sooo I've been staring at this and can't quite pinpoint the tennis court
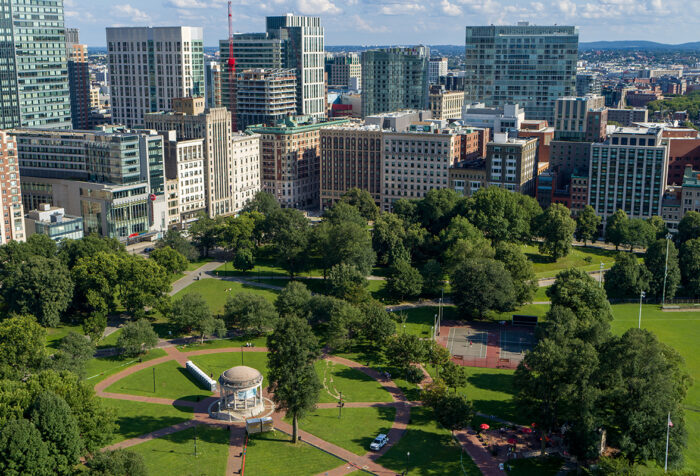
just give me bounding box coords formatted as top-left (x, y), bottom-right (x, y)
top-left (447, 327), bottom-right (488, 359)
top-left (499, 328), bottom-right (536, 363)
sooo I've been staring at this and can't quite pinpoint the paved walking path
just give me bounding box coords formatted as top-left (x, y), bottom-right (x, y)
top-left (226, 425), bottom-right (247, 476)
top-left (170, 260), bottom-right (225, 295)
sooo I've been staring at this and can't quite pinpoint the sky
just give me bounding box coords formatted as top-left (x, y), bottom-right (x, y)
top-left (66, 0), bottom-right (700, 47)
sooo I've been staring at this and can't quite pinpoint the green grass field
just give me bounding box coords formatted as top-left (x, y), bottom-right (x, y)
top-left (172, 279), bottom-right (279, 314)
top-left (315, 359), bottom-right (393, 403)
top-left (522, 243), bottom-right (619, 279)
top-left (84, 349), bottom-right (167, 385)
top-left (610, 303), bottom-right (700, 472)
top-left (100, 398), bottom-right (193, 444)
top-left (178, 335), bottom-right (269, 351)
top-left (130, 425), bottom-right (229, 476)
top-left (378, 406), bottom-right (480, 475)
top-left (293, 407), bottom-right (396, 456)
top-left (190, 351), bottom-right (269, 385)
top-left (216, 256), bottom-right (325, 279)
top-left (45, 324), bottom-right (83, 349)
top-left (186, 257), bottom-right (213, 272)
top-left (244, 430), bottom-right (341, 476)
top-left (533, 286), bottom-right (550, 302)
top-left (104, 359), bottom-right (212, 402)
top-left (97, 328), bottom-right (122, 349)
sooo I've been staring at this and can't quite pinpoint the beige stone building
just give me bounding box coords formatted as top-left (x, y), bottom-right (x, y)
top-left (164, 136), bottom-right (206, 227)
top-left (232, 133), bottom-right (262, 211)
top-left (486, 134), bottom-right (538, 195)
top-left (449, 159), bottom-right (486, 197)
top-left (319, 123), bottom-right (382, 210)
top-left (0, 132), bottom-right (25, 244)
top-left (429, 86), bottom-right (464, 121)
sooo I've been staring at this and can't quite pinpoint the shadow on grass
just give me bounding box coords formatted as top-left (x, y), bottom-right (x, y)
top-left (467, 372), bottom-right (517, 395)
top-left (334, 366), bottom-right (378, 383)
top-left (176, 366), bottom-right (215, 394)
top-left (113, 412), bottom-right (193, 441)
top-left (160, 425), bottom-right (226, 445)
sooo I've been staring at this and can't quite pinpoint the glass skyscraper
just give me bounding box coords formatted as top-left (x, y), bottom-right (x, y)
top-left (464, 23), bottom-right (578, 124)
top-left (0, 0), bottom-right (71, 129)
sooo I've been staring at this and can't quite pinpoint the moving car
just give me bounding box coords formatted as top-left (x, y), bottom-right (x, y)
top-left (369, 433), bottom-right (389, 451)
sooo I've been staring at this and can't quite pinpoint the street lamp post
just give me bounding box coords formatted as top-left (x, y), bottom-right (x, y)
top-left (662, 233), bottom-right (673, 307)
top-left (599, 262), bottom-right (604, 287)
top-left (638, 291), bottom-right (646, 328)
top-left (406, 451), bottom-right (410, 475)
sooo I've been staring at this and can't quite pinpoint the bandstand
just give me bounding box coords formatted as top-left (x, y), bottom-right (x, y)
top-left (213, 365), bottom-right (265, 421)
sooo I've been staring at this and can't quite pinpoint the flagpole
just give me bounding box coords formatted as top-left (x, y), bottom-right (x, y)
top-left (665, 412), bottom-right (671, 473)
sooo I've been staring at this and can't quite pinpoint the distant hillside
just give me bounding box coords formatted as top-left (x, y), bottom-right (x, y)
top-left (580, 41), bottom-right (700, 51)
top-left (326, 45), bottom-right (463, 56)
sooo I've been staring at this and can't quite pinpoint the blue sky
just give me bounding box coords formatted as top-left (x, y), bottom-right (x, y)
top-left (66, 0), bottom-right (698, 47)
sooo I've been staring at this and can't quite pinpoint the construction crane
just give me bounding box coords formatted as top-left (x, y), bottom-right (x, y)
top-left (227, 1), bottom-right (237, 130)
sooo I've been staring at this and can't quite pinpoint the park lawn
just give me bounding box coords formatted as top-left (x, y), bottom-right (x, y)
top-left (488, 303), bottom-right (550, 322)
top-left (45, 324), bottom-right (84, 349)
top-left (130, 425), bottom-right (229, 476)
top-left (244, 430), bottom-right (341, 476)
top-left (505, 455), bottom-right (564, 476)
top-left (100, 398), bottom-right (194, 444)
top-left (178, 335), bottom-right (269, 351)
top-left (173, 278), bottom-right (279, 314)
top-left (378, 406), bottom-right (481, 475)
top-left (315, 359), bottom-right (393, 403)
top-left (186, 257), bottom-right (213, 271)
top-left (610, 303), bottom-right (700, 472)
top-left (84, 349), bottom-right (167, 385)
top-left (190, 351), bottom-right (269, 385)
top-left (292, 407), bottom-right (396, 456)
top-left (104, 359), bottom-right (212, 402)
top-left (97, 328), bottom-right (122, 349)
top-left (522, 243), bottom-right (618, 279)
top-left (367, 279), bottom-right (391, 303)
top-left (533, 285), bottom-right (550, 302)
top-left (395, 305), bottom-right (458, 338)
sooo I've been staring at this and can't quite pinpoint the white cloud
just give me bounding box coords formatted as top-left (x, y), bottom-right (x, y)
top-left (166, 0), bottom-right (209, 8)
top-left (351, 15), bottom-right (389, 33)
top-left (111, 4), bottom-right (151, 23)
top-left (379, 3), bottom-right (425, 15)
top-left (440, 0), bottom-right (463, 16)
top-left (531, 1), bottom-right (545, 11)
top-left (296, 0), bottom-right (341, 14)
top-left (556, 0), bottom-right (577, 16)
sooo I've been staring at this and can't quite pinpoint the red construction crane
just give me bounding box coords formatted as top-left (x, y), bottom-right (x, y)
top-left (227, 1), bottom-right (237, 130)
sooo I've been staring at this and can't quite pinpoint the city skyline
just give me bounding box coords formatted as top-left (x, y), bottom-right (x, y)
top-left (66, 0), bottom-right (699, 47)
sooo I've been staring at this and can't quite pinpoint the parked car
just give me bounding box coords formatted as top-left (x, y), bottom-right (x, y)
top-left (369, 433), bottom-right (389, 451)
top-left (144, 247), bottom-right (155, 253)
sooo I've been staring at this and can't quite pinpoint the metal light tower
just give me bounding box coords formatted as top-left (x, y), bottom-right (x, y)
top-left (227, 1), bottom-right (237, 130)
top-left (638, 290), bottom-right (646, 328)
top-left (662, 233), bottom-right (672, 307)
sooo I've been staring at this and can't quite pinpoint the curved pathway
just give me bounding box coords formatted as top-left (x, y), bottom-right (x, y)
top-left (95, 344), bottom-right (415, 476)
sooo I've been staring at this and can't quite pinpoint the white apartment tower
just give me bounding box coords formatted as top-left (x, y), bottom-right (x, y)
top-left (232, 133), bottom-right (262, 211)
top-left (106, 27), bottom-right (205, 127)
top-left (0, 132), bottom-right (25, 244)
top-left (429, 57), bottom-right (448, 84)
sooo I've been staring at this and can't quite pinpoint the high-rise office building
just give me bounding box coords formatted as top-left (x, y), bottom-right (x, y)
top-left (552, 95), bottom-right (607, 142)
top-left (0, 131), bottom-right (25, 244)
top-left (205, 61), bottom-right (222, 109)
top-left (0, 0), bottom-right (71, 129)
top-left (236, 69), bottom-right (297, 130)
top-left (428, 57), bottom-right (448, 84)
top-left (589, 127), bottom-right (669, 224)
top-left (464, 23), bottom-right (578, 124)
top-left (326, 53), bottom-right (361, 89)
top-left (106, 27), bottom-right (205, 127)
top-left (361, 46), bottom-right (429, 118)
top-left (429, 85), bottom-right (464, 121)
top-left (65, 28), bottom-right (91, 129)
top-left (220, 14), bottom-right (325, 125)
top-left (576, 73), bottom-right (602, 96)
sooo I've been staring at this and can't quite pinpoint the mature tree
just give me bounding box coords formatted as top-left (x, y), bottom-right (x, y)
top-left (218, 213), bottom-right (256, 253)
top-left (433, 393), bottom-right (473, 435)
top-left (224, 293), bottom-right (278, 335)
top-left (441, 216), bottom-right (494, 271)
top-left (275, 281), bottom-right (312, 319)
top-left (515, 337), bottom-right (600, 458)
top-left (441, 361), bottom-right (467, 392)
top-left (384, 334), bottom-right (427, 374)
top-left (392, 198), bottom-right (418, 224)
top-left (156, 229), bottom-right (198, 262)
top-left (71, 251), bottom-right (123, 316)
top-left (420, 259), bottom-right (444, 297)
top-left (86, 449), bottom-right (147, 476)
top-left (645, 238), bottom-right (681, 300)
top-left (267, 316), bottom-right (321, 443)
top-left (243, 190), bottom-right (280, 216)
top-left (625, 218), bottom-right (655, 251)
top-left (29, 392), bottom-right (83, 475)
top-left (415, 188), bottom-right (462, 234)
top-left (647, 216), bottom-right (669, 241)
top-left (421, 378), bottom-right (449, 408)
top-left (451, 258), bottom-right (516, 318)
top-left (82, 313), bottom-right (107, 344)
top-left (536, 203), bottom-right (576, 260)
top-left (324, 301), bottom-right (362, 351)
top-left (233, 248), bottom-right (255, 272)
top-left (59, 234), bottom-right (124, 268)
top-left (339, 188), bottom-right (379, 222)
top-left (359, 301), bottom-right (395, 347)
top-left (116, 319), bottom-right (158, 357)
top-left (52, 332), bottom-right (95, 378)
top-left (269, 208), bottom-right (311, 277)
top-left (599, 329), bottom-right (690, 466)
top-left (0, 314), bottom-right (47, 373)
top-left (604, 253), bottom-right (651, 300)
top-left (425, 341), bottom-right (451, 378)
top-left (187, 213), bottom-right (221, 257)
top-left (22, 234), bottom-right (57, 259)
top-left (468, 186), bottom-right (541, 242)
top-left (149, 246), bottom-right (188, 275)
top-left (386, 259), bottom-right (423, 301)
top-left (545, 269), bottom-right (613, 345)
top-left (119, 255), bottom-right (170, 317)
top-left (678, 210), bottom-right (700, 244)
top-left (680, 238), bottom-right (700, 297)
top-left (575, 205), bottom-right (601, 246)
top-left (169, 293), bottom-right (224, 343)
top-left (1, 256), bottom-right (73, 327)
top-left (372, 212), bottom-right (406, 266)
top-left (315, 218), bottom-right (375, 277)
top-left (0, 418), bottom-right (52, 476)
top-left (327, 263), bottom-right (368, 302)
top-left (605, 209), bottom-right (630, 250)
top-left (495, 242), bottom-right (537, 305)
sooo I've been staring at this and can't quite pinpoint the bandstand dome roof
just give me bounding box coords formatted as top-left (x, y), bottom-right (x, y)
top-left (219, 365), bottom-right (263, 388)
